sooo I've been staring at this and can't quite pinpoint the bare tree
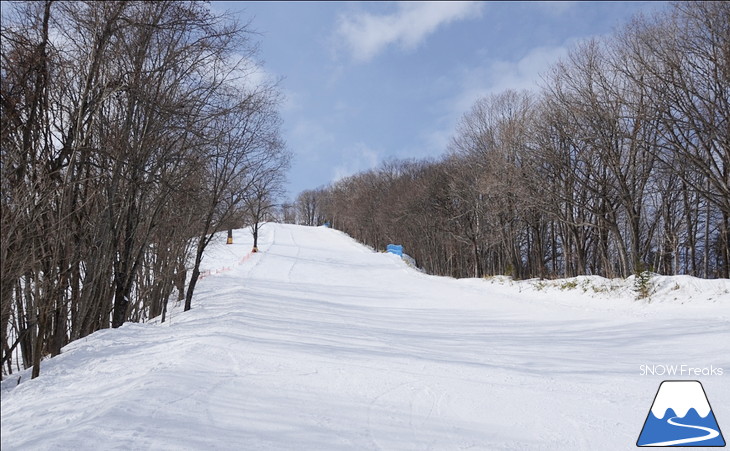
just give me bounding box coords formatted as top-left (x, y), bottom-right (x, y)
top-left (243, 151), bottom-right (290, 251)
top-left (296, 188), bottom-right (328, 226)
top-left (1, 0), bottom-right (286, 378)
top-left (625, 2), bottom-right (729, 276)
top-left (183, 83), bottom-right (285, 312)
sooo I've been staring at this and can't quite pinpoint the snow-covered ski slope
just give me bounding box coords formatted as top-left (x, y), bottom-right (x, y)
top-left (2, 223), bottom-right (729, 450)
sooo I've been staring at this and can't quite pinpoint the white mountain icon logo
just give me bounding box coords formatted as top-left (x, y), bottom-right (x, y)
top-left (637, 380), bottom-right (725, 447)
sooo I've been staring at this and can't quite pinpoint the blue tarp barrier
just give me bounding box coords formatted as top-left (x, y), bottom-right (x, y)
top-left (386, 244), bottom-right (403, 257)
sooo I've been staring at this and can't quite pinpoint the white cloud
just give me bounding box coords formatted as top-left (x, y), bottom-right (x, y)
top-left (335, 1), bottom-right (484, 63)
top-left (451, 41), bottom-right (573, 115)
top-left (332, 142), bottom-right (381, 181)
top-left (208, 53), bottom-right (279, 95)
top-left (289, 119), bottom-right (336, 162)
top-left (534, 1), bottom-right (575, 18)
top-left (280, 89), bottom-right (303, 113)
top-left (417, 41), bottom-right (572, 155)
top-left (242, 61), bottom-right (275, 90)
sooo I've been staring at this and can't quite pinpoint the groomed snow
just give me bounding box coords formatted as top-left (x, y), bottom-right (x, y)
top-left (2, 223), bottom-right (729, 450)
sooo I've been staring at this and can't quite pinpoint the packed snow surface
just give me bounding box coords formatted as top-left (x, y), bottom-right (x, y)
top-left (2, 224), bottom-right (729, 450)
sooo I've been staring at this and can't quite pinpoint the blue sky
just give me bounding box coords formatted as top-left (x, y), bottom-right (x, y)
top-left (211, 1), bottom-right (669, 199)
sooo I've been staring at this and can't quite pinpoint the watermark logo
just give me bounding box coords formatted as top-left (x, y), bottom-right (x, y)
top-left (637, 380), bottom-right (725, 447)
top-left (640, 364), bottom-right (723, 377)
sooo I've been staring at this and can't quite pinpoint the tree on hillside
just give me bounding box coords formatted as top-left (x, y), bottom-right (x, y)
top-left (278, 202), bottom-right (297, 224)
top-left (183, 83), bottom-right (287, 312)
top-left (296, 188), bottom-right (327, 226)
top-left (449, 90), bottom-right (536, 278)
top-left (243, 148), bottom-right (290, 251)
top-left (620, 1), bottom-right (729, 277)
top-left (0, 0), bottom-right (287, 379)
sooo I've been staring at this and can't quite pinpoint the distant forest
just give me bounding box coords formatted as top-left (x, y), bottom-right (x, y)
top-left (290, 2), bottom-right (729, 281)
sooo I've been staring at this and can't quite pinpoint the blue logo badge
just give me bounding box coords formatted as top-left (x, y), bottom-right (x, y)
top-left (637, 380), bottom-right (725, 447)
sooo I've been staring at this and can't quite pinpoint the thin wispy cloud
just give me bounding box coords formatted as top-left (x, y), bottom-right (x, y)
top-left (452, 42), bottom-right (573, 116)
top-left (289, 119), bottom-right (336, 161)
top-left (333, 142), bottom-right (381, 181)
top-left (217, 53), bottom-right (278, 94)
top-left (418, 41), bottom-right (573, 160)
top-left (335, 1), bottom-right (484, 63)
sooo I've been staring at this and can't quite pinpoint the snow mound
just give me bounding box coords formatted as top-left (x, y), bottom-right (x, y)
top-left (480, 274), bottom-right (729, 306)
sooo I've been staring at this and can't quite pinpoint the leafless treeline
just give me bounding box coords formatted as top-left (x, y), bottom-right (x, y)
top-left (1, 1), bottom-right (289, 378)
top-left (295, 2), bottom-right (728, 282)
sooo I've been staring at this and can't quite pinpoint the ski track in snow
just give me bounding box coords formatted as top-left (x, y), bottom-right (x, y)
top-left (2, 223), bottom-right (729, 450)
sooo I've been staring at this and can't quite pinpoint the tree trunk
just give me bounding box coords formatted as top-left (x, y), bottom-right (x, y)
top-left (721, 212), bottom-right (730, 279)
top-left (184, 238), bottom-right (206, 312)
top-left (111, 275), bottom-right (129, 329)
top-left (31, 308), bottom-right (46, 380)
